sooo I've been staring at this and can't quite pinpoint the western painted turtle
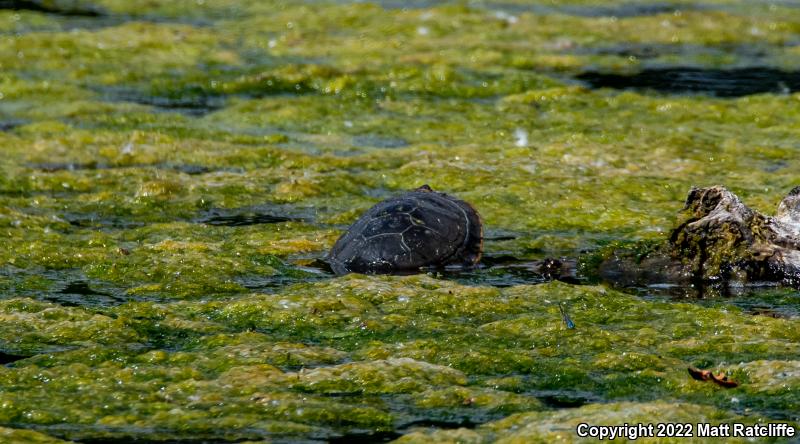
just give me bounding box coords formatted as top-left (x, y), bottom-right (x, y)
top-left (328, 185), bottom-right (483, 274)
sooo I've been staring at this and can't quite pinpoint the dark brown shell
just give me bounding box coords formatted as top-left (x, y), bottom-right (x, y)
top-left (328, 185), bottom-right (482, 274)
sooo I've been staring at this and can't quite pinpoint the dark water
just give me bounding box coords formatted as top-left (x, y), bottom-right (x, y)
top-left (432, 256), bottom-right (581, 287)
top-left (0, 0), bottom-right (104, 16)
top-left (572, 42), bottom-right (778, 62)
top-left (75, 439), bottom-right (256, 444)
top-left (197, 204), bottom-right (314, 226)
top-left (45, 280), bottom-right (127, 307)
top-left (578, 67), bottom-right (800, 97)
top-left (27, 162), bottom-right (241, 176)
top-left (635, 283), bottom-right (800, 319)
top-left (333, 0), bottom-right (698, 18)
top-left (0, 351), bottom-right (30, 365)
top-left (0, 119), bottom-right (27, 131)
top-left (198, 212), bottom-right (295, 227)
top-left (98, 87), bottom-right (227, 117)
top-left (518, 1), bottom-right (700, 18)
top-left (351, 135), bottom-right (410, 149)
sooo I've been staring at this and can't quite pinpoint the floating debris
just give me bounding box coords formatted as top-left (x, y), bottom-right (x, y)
top-left (513, 128), bottom-right (528, 147)
top-left (559, 302), bottom-right (576, 329)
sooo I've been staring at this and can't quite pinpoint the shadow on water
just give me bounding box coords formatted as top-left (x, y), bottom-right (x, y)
top-left (577, 67), bottom-right (800, 97)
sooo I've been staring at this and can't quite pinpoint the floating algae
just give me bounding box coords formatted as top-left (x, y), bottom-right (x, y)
top-left (0, 0), bottom-right (799, 441)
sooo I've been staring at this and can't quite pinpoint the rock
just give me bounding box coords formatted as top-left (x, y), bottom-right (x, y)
top-left (671, 185), bottom-right (800, 282)
top-left (600, 186), bottom-right (800, 287)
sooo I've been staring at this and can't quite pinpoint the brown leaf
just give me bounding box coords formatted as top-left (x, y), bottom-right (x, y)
top-left (688, 366), bottom-right (738, 388)
top-left (710, 372), bottom-right (739, 388)
top-left (687, 366), bottom-right (711, 381)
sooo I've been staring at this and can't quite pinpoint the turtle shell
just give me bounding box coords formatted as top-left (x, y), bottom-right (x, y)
top-left (328, 185), bottom-right (483, 274)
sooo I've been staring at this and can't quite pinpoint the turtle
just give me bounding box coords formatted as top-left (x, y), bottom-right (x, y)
top-left (328, 185), bottom-right (483, 274)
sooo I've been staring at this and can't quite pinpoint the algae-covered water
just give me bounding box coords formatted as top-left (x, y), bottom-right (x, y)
top-left (1, 0), bottom-right (800, 442)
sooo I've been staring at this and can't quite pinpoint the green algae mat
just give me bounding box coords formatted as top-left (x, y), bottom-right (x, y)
top-left (1, 0), bottom-right (800, 442)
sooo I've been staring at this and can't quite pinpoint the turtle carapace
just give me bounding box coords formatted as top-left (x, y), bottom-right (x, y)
top-left (328, 185), bottom-right (483, 275)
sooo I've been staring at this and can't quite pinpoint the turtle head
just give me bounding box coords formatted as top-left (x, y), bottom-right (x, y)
top-left (416, 184), bottom-right (433, 192)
